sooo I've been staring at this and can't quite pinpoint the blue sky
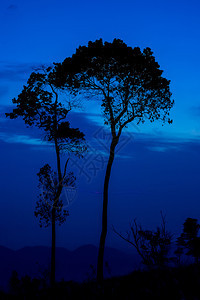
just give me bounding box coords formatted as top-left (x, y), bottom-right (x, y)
top-left (0, 0), bottom-right (200, 252)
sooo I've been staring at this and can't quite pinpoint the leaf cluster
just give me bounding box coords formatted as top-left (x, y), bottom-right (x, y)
top-left (175, 218), bottom-right (200, 262)
top-left (5, 66), bottom-right (86, 155)
top-left (35, 164), bottom-right (76, 228)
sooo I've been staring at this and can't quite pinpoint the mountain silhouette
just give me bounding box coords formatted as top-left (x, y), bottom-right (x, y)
top-left (0, 245), bottom-right (139, 291)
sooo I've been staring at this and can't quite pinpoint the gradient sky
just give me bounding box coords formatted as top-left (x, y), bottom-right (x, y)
top-left (0, 0), bottom-right (200, 253)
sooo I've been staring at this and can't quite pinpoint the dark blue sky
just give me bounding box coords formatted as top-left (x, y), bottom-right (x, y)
top-left (0, 0), bottom-right (200, 253)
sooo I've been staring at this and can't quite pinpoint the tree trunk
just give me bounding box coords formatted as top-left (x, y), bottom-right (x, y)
top-left (50, 134), bottom-right (62, 287)
top-left (51, 208), bottom-right (56, 286)
top-left (97, 138), bottom-right (118, 284)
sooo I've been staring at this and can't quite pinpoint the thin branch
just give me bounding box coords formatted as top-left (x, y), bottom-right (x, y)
top-left (112, 223), bottom-right (147, 264)
top-left (114, 85), bottom-right (142, 125)
top-left (63, 158), bottom-right (70, 180)
top-left (115, 99), bottom-right (129, 124)
top-left (112, 226), bottom-right (136, 248)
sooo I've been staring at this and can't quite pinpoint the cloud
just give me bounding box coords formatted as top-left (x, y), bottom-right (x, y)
top-left (147, 146), bottom-right (168, 152)
top-left (0, 110), bottom-right (47, 147)
top-left (68, 112), bottom-right (200, 160)
top-left (2, 108), bottom-right (200, 157)
top-left (0, 62), bottom-right (40, 82)
top-left (0, 132), bottom-right (49, 146)
top-left (146, 144), bottom-right (182, 152)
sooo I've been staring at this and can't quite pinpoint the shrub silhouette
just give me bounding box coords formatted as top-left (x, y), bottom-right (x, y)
top-left (114, 213), bottom-right (173, 268)
top-left (175, 218), bottom-right (200, 264)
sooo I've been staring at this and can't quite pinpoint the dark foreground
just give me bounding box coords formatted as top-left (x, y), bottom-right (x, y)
top-left (1, 264), bottom-right (200, 299)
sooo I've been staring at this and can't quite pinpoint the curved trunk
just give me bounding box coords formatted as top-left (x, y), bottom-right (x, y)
top-left (97, 137), bottom-right (118, 283)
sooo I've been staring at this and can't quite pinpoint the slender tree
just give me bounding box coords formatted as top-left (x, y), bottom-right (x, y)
top-left (55, 39), bottom-right (174, 282)
top-left (5, 66), bottom-right (86, 286)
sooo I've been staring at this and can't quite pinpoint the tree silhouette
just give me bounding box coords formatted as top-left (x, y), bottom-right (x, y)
top-left (5, 66), bottom-right (86, 286)
top-left (55, 39), bottom-right (174, 282)
top-left (114, 213), bottom-right (172, 268)
top-left (35, 163), bottom-right (76, 228)
top-left (175, 218), bottom-right (200, 264)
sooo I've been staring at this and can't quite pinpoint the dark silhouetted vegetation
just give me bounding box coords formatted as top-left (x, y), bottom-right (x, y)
top-left (55, 38), bottom-right (174, 282)
top-left (114, 212), bottom-right (173, 268)
top-left (5, 66), bottom-right (86, 286)
top-left (35, 163), bottom-right (76, 227)
top-left (2, 264), bottom-right (200, 299)
top-left (175, 218), bottom-right (200, 265)
top-left (0, 217), bottom-right (200, 299)
top-left (6, 38), bottom-right (200, 300)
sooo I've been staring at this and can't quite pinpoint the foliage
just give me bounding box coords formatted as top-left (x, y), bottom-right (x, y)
top-left (5, 65), bottom-right (86, 228)
top-left (175, 218), bottom-right (200, 263)
top-left (5, 66), bottom-right (86, 155)
top-left (55, 38), bottom-right (174, 132)
top-left (35, 164), bottom-right (76, 227)
top-left (9, 271), bottom-right (46, 298)
top-left (7, 265), bottom-right (200, 300)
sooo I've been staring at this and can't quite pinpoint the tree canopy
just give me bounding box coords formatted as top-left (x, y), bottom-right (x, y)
top-left (6, 66), bottom-right (86, 155)
top-left (55, 39), bottom-right (174, 133)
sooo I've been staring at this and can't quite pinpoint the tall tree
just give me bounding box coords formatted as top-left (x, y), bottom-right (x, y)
top-left (5, 66), bottom-right (86, 286)
top-left (55, 39), bottom-right (174, 282)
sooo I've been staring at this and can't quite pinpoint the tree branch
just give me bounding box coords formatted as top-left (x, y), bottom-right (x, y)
top-left (113, 224), bottom-right (148, 264)
top-left (63, 158), bottom-right (70, 180)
